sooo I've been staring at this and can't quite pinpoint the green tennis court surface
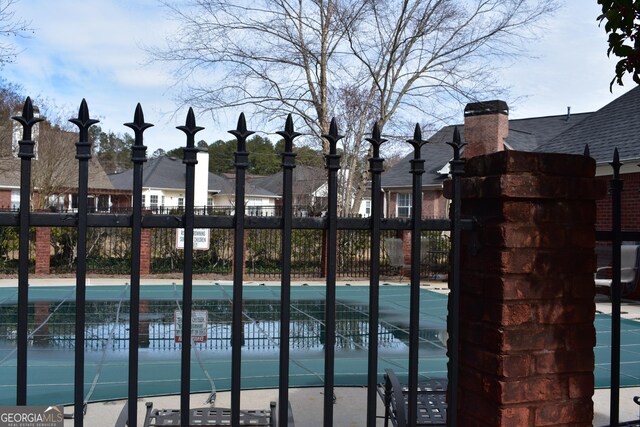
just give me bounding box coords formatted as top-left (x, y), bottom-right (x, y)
top-left (0, 283), bottom-right (638, 406)
top-left (0, 284), bottom-right (449, 406)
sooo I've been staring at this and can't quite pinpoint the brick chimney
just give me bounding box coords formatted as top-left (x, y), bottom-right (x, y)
top-left (463, 100), bottom-right (509, 158)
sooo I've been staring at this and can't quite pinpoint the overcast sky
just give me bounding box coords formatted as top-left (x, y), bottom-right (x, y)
top-left (2, 0), bottom-right (635, 154)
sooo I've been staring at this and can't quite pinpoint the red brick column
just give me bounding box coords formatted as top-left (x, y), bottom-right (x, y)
top-left (35, 227), bottom-right (51, 274)
top-left (140, 228), bottom-right (152, 276)
top-left (455, 151), bottom-right (605, 426)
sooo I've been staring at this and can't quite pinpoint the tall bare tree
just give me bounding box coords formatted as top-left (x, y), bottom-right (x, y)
top-left (154, 0), bottom-right (557, 215)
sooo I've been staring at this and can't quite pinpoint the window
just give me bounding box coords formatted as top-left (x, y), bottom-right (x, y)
top-left (10, 190), bottom-right (20, 210)
top-left (141, 195), bottom-right (146, 208)
top-left (97, 195), bottom-right (109, 212)
top-left (150, 195), bottom-right (159, 211)
top-left (247, 206), bottom-right (263, 216)
top-left (364, 200), bottom-right (371, 217)
top-left (397, 193), bottom-right (411, 218)
top-left (178, 197), bottom-right (184, 208)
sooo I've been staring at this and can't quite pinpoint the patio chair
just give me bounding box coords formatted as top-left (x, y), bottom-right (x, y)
top-left (377, 368), bottom-right (447, 426)
top-left (595, 244), bottom-right (640, 298)
top-left (116, 400), bottom-right (294, 426)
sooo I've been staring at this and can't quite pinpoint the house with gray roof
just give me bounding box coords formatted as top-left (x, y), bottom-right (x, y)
top-left (382, 85), bottom-right (640, 220)
top-left (253, 165), bottom-right (327, 216)
top-left (108, 152), bottom-right (280, 215)
top-left (0, 122), bottom-right (119, 212)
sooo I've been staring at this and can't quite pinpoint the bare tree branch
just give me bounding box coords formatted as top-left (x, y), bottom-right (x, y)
top-left (152, 0), bottom-right (558, 214)
top-left (0, 0), bottom-right (32, 68)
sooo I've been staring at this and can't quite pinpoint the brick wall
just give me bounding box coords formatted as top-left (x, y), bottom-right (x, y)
top-left (595, 171), bottom-right (640, 231)
top-left (453, 150), bottom-right (605, 426)
top-left (0, 190), bottom-right (11, 209)
top-left (35, 227), bottom-right (51, 274)
top-left (387, 189), bottom-right (448, 219)
top-left (140, 228), bottom-right (151, 275)
top-left (423, 189), bottom-right (447, 218)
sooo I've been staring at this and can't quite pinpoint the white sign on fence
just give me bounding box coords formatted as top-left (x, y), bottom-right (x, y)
top-left (175, 228), bottom-right (210, 250)
top-left (174, 310), bottom-right (208, 343)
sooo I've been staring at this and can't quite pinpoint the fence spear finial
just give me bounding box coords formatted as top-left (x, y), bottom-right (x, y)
top-left (69, 99), bottom-right (100, 142)
top-left (322, 117), bottom-right (343, 155)
top-left (276, 114), bottom-right (301, 153)
top-left (447, 126), bottom-right (465, 161)
top-left (177, 107), bottom-right (204, 148)
top-left (366, 121), bottom-right (387, 158)
top-left (229, 113), bottom-right (254, 152)
top-left (125, 104), bottom-right (153, 164)
top-left (407, 123), bottom-right (427, 159)
top-left (12, 97), bottom-right (44, 142)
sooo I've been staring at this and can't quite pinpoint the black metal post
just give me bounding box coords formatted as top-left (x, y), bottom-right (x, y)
top-left (176, 108), bottom-right (204, 427)
top-left (446, 127), bottom-right (464, 427)
top-left (276, 115), bottom-right (299, 427)
top-left (230, 113), bottom-right (253, 427)
top-left (323, 119), bottom-right (342, 427)
top-left (69, 99), bottom-right (99, 427)
top-left (609, 148), bottom-right (622, 426)
top-left (12, 97), bottom-right (44, 405)
top-left (407, 124), bottom-right (427, 427)
top-left (124, 104), bottom-right (151, 427)
top-left (365, 122), bottom-right (386, 427)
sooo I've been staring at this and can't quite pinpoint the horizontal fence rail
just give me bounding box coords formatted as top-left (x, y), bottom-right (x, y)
top-left (1, 98), bottom-right (468, 427)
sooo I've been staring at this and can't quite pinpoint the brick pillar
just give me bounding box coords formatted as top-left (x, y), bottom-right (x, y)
top-left (455, 151), bottom-right (605, 426)
top-left (140, 228), bottom-right (151, 276)
top-left (35, 227), bottom-right (51, 274)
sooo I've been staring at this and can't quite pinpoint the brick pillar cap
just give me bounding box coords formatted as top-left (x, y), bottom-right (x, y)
top-left (464, 100), bottom-right (509, 117)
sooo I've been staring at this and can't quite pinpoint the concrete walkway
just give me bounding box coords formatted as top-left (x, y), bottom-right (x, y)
top-left (69, 385), bottom-right (640, 426)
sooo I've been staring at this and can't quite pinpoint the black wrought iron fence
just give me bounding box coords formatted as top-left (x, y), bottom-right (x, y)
top-left (5, 225), bottom-right (449, 278)
top-left (0, 98), bottom-right (467, 427)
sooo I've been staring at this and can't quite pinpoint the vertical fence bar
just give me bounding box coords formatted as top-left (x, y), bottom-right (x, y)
top-left (609, 148), bottom-right (622, 426)
top-left (365, 122), bottom-right (386, 426)
top-left (407, 124), bottom-right (426, 427)
top-left (70, 99), bottom-right (99, 427)
top-left (230, 114), bottom-right (253, 426)
top-left (446, 127), bottom-right (464, 427)
top-left (276, 115), bottom-right (299, 426)
top-left (124, 104), bottom-right (151, 427)
top-left (323, 119), bottom-right (342, 427)
top-left (12, 98), bottom-right (44, 405)
top-left (176, 108), bottom-right (204, 427)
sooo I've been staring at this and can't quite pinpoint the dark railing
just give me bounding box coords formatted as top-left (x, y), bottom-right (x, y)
top-left (592, 146), bottom-right (639, 427)
top-left (0, 98), bottom-right (468, 427)
top-left (0, 226), bottom-right (450, 277)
